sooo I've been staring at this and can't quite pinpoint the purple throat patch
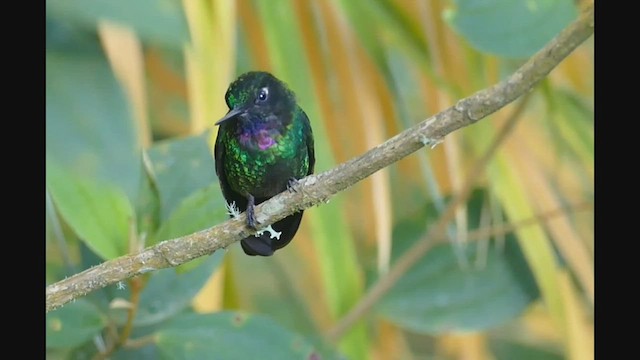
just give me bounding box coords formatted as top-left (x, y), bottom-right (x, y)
top-left (240, 129), bottom-right (277, 150)
top-left (257, 130), bottom-right (276, 150)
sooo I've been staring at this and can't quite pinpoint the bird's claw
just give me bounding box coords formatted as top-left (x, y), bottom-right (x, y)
top-left (246, 195), bottom-right (258, 229)
top-left (287, 178), bottom-right (301, 193)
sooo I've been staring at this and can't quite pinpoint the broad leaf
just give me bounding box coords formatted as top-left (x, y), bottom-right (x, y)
top-left (47, 0), bottom-right (190, 49)
top-left (378, 237), bottom-right (539, 333)
top-left (156, 312), bottom-right (321, 360)
top-left (47, 161), bottom-right (133, 260)
top-left (377, 189), bottom-right (539, 333)
top-left (489, 339), bottom-right (563, 360)
top-left (146, 133), bottom-right (218, 222)
top-left (152, 183), bottom-right (228, 244)
top-left (46, 299), bottom-right (107, 349)
top-left (134, 252), bottom-right (224, 327)
top-left (46, 51), bottom-right (142, 202)
top-left (444, 0), bottom-right (578, 58)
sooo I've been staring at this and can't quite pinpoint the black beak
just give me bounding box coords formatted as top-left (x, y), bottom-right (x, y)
top-left (215, 107), bottom-right (246, 125)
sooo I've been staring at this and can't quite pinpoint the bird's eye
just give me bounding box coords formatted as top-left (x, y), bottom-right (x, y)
top-left (257, 87), bottom-right (269, 102)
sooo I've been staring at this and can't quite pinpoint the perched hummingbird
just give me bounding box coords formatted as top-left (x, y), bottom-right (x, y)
top-left (214, 71), bottom-right (315, 256)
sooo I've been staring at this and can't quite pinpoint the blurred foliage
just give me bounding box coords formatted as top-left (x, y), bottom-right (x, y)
top-left (378, 189), bottom-right (540, 334)
top-left (46, 0), bottom-right (593, 359)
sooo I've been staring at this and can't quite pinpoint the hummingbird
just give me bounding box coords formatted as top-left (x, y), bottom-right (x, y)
top-left (214, 71), bottom-right (315, 256)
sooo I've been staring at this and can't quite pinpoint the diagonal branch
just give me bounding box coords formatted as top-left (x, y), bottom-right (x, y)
top-left (46, 4), bottom-right (594, 313)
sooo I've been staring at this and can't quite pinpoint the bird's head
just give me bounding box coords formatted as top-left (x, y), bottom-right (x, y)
top-left (215, 71), bottom-right (297, 128)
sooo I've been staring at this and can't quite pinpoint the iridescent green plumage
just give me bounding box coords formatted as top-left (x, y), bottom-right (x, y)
top-left (220, 107), bottom-right (311, 197)
top-left (214, 72), bottom-right (315, 256)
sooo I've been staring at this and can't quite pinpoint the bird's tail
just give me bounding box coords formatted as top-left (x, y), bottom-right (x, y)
top-left (240, 211), bottom-right (304, 256)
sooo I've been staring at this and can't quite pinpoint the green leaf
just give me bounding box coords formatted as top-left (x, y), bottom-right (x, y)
top-left (111, 345), bottom-right (160, 360)
top-left (377, 189), bottom-right (539, 334)
top-left (46, 51), bottom-right (142, 202)
top-left (444, 0), bottom-right (578, 58)
top-left (152, 183), bottom-right (228, 244)
top-left (46, 190), bottom-right (72, 283)
top-left (134, 252), bottom-right (224, 327)
top-left (135, 164), bottom-right (162, 246)
top-left (47, 161), bottom-right (133, 260)
top-left (46, 299), bottom-right (107, 349)
top-left (379, 238), bottom-right (538, 333)
top-left (46, 0), bottom-right (190, 49)
top-left (489, 339), bottom-right (563, 360)
top-left (156, 312), bottom-right (322, 360)
top-left (227, 252), bottom-right (322, 336)
top-left (46, 14), bottom-right (102, 55)
top-left (146, 133), bottom-right (219, 222)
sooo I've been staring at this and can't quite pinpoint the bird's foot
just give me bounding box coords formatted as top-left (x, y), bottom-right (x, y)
top-left (255, 225), bottom-right (282, 240)
top-left (287, 177), bottom-right (301, 193)
top-left (247, 195), bottom-right (258, 229)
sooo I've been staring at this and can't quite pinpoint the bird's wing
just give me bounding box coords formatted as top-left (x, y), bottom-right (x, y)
top-left (214, 126), bottom-right (248, 212)
top-left (301, 108), bottom-right (315, 175)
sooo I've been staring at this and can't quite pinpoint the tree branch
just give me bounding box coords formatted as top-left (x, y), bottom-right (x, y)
top-left (45, 4), bottom-right (594, 313)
